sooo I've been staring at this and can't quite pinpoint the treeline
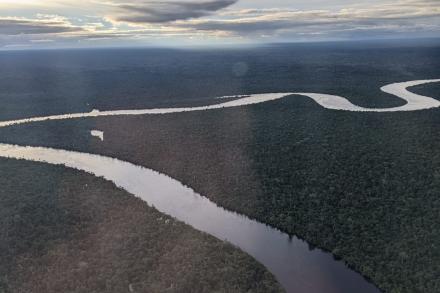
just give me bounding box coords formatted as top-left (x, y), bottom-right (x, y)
top-left (0, 158), bottom-right (283, 293)
top-left (2, 85), bottom-right (440, 292)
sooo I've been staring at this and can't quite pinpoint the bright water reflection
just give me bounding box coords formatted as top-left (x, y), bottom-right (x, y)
top-left (2, 79), bottom-right (439, 292)
top-left (0, 144), bottom-right (380, 293)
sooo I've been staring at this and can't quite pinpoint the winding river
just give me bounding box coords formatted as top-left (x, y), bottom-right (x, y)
top-left (1, 79), bottom-right (439, 292)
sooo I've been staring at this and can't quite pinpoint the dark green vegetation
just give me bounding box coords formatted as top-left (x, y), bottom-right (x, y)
top-left (1, 41), bottom-right (439, 120)
top-left (1, 81), bottom-right (439, 293)
top-left (0, 158), bottom-right (282, 293)
top-left (0, 42), bottom-right (439, 293)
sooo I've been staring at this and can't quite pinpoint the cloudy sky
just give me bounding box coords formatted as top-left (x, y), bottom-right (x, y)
top-left (0, 0), bottom-right (439, 49)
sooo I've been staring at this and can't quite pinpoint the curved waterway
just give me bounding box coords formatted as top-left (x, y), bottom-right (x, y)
top-left (0, 79), bottom-right (439, 292)
top-left (0, 79), bottom-right (439, 129)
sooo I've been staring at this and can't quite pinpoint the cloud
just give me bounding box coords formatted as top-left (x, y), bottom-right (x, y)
top-left (0, 16), bottom-right (82, 35)
top-left (177, 0), bottom-right (440, 38)
top-left (0, 0), bottom-right (438, 48)
top-left (108, 0), bottom-right (238, 23)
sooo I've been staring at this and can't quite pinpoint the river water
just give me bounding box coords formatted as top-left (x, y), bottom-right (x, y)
top-left (0, 143), bottom-right (380, 293)
top-left (6, 79), bottom-right (438, 292)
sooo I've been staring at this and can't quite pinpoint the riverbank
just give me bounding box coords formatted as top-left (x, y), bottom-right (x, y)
top-left (2, 85), bottom-right (439, 292)
top-left (0, 158), bottom-right (282, 293)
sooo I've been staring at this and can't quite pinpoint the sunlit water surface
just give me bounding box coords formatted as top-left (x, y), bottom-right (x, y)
top-left (0, 144), bottom-right (380, 293)
top-left (2, 79), bottom-right (439, 292)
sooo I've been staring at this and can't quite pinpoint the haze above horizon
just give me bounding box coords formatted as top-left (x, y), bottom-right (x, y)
top-left (0, 0), bottom-right (439, 49)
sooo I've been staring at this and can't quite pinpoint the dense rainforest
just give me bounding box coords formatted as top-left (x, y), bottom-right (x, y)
top-left (0, 43), bottom-right (439, 292)
top-left (0, 158), bottom-right (282, 293)
top-left (0, 82), bottom-right (439, 292)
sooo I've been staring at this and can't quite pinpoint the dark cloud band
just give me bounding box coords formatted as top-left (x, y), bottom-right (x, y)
top-left (112, 0), bottom-right (237, 23)
top-left (0, 18), bottom-right (82, 35)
